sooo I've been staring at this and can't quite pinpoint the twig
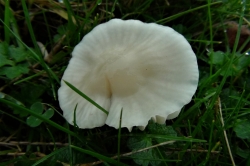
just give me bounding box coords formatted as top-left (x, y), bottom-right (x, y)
top-left (166, 147), bottom-right (220, 154)
top-left (5, 151), bottom-right (46, 157)
top-left (0, 141), bottom-right (69, 147)
top-left (217, 97), bottom-right (235, 166)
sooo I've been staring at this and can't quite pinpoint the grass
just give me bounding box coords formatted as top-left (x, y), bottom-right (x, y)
top-left (0, 0), bottom-right (250, 165)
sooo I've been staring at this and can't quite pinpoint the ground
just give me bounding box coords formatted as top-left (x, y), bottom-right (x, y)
top-left (0, 0), bottom-right (250, 165)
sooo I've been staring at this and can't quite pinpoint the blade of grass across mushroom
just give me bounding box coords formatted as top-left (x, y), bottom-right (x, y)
top-left (63, 80), bottom-right (109, 115)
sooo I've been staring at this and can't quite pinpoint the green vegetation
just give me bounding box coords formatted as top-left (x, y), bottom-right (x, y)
top-left (0, 0), bottom-right (250, 165)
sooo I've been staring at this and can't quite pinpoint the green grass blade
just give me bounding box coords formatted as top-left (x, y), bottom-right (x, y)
top-left (205, 120), bottom-right (215, 164)
top-left (0, 109), bottom-right (26, 124)
top-left (63, 80), bottom-right (109, 115)
top-left (207, 0), bottom-right (214, 76)
top-left (63, 0), bottom-right (78, 27)
top-left (46, 127), bottom-right (56, 150)
top-left (4, 0), bottom-right (10, 44)
top-left (13, 71), bottom-right (45, 85)
top-left (21, 0), bottom-right (41, 56)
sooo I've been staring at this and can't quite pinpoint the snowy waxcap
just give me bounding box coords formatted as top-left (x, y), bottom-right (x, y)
top-left (58, 19), bottom-right (199, 131)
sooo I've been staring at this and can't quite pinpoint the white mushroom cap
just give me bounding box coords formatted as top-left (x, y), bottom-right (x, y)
top-left (58, 19), bottom-right (199, 131)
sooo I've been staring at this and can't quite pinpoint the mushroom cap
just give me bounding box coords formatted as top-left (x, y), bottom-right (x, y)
top-left (58, 19), bottom-right (199, 131)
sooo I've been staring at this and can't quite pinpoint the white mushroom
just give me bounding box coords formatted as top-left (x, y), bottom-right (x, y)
top-left (58, 19), bottom-right (199, 131)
